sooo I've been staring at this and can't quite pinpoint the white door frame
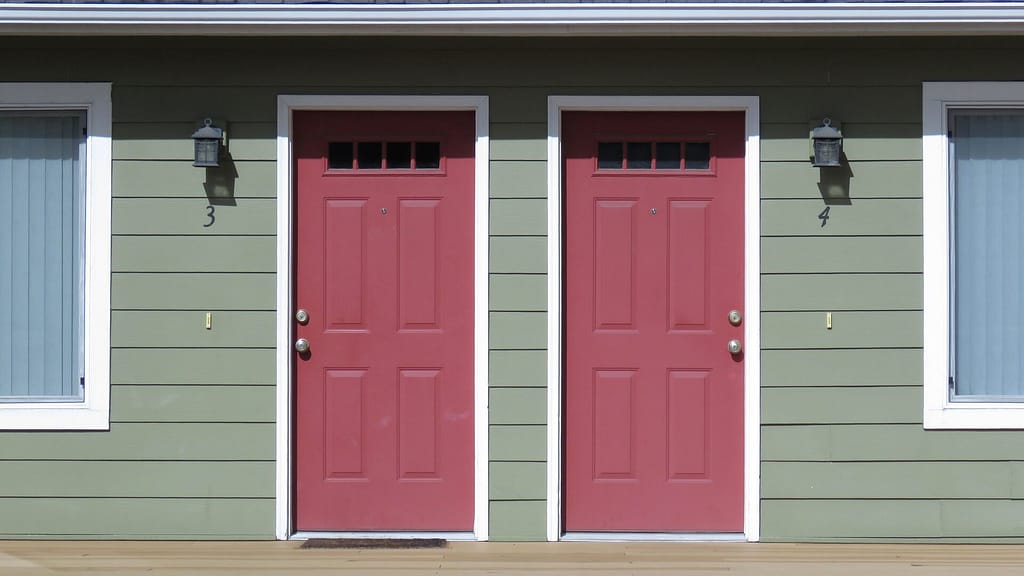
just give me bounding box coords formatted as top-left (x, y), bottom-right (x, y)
top-left (275, 95), bottom-right (490, 541)
top-left (546, 96), bottom-right (761, 542)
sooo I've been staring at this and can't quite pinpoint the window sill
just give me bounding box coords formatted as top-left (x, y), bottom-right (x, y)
top-left (0, 404), bottom-right (110, 431)
top-left (924, 404), bottom-right (1024, 430)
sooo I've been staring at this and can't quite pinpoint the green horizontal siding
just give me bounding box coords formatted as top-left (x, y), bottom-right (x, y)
top-left (760, 122), bottom-right (920, 162)
top-left (760, 426), bottom-right (831, 462)
top-left (0, 461), bottom-right (273, 498)
top-left (489, 500), bottom-right (546, 541)
top-left (762, 462), bottom-right (1019, 499)
top-left (490, 274), bottom-right (546, 312)
top-left (113, 122), bottom-right (275, 161)
top-left (762, 500), bottom-right (942, 540)
top-left (760, 199), bottom-right (921, 237)
top-left (489, 312), bottom-right (546, 350)
top-left (111, 349), bottom-right (274, 385)
top-left (762, 386), bottom-right (920, 425)
top-left (111, 311), bottom-right (274, 349)
top-left (491, 123), bottom-right (546, 161)
top-left (490, 199), bottom-right (546, 236)
top-left (490, 462), bottom-right (546, 500)
top-left (113, 198), bottom-right (276, 236)
top-left (113, 86), bottom-right (276, 123)
top-left (763, 424), bottom-right (1024, 462)
top-left (12, 36), bottom-right (1019, 89)
top-left (490, 161), bottom-right (546, 199)
top-left (112, 236), bottom-right (276, 273)
top-left (113, 160), bottom-right (276, 198)
top-left (761, 160), bottom-right (922, 200)
top-left (762, 236), bottom-right (922, 274)
top-left (758, 86), bottom-right (920, 124)
top-left (490, 388), bottom-right (546, 426)
top-left (0, 498), bottom-right (273, 539)
top-left (112, 273), bottom-right (275, 311)
top-left (490, 237), bottom-right (546, 274)
top-left (761, 311), bottom-right (922, 349)
top-left (762, 274), bottom-right (921, 312)
top-left (6, 34), bottom-right (1024, 541)
top-left (487, 104), bottom-right (548, 541)
top-left (0, 423), bottom-right (275, 461)
top-left (110, 386), bottom-right (274, 423)
top-left (761, 349), bottom-right (922, 387)
top-left (940, 501), bottom-right (1024, 538)
top-left (763, 500), bottom-right (1024, 541)
top-left (490, 350), bottom-right (546, 388)
top-left (28, 36), bottom-right (995, 89)
top-left (490, 425), bottom-right (547, 461)
top-left (752, 37), bottom-right (975, 543)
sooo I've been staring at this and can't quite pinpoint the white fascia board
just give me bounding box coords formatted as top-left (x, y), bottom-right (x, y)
top-left (4, 2), bottom-right (1024, 36)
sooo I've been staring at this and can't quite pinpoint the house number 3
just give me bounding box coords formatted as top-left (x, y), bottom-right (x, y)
top-left (204, 205), bottom-right (216, 228)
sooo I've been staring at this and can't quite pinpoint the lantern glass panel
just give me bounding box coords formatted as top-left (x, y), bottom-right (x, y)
top-left (813, 139), bottom-right (842, 167)
top-left (194, 139), bottom-right (220, 167)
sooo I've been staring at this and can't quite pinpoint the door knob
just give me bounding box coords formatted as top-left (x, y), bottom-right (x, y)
top-left (728, 309), bottom-right (742, 326)
top-left (727, 339), bottom-right (742, 355)
top-left (295, 338), bottom-right (310, 354)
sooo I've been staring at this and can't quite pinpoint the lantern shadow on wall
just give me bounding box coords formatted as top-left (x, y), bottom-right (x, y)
top-left (192, 117), bottom-right (238, 206)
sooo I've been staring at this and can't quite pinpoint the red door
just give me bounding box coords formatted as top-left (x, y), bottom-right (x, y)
top-left (563, 111), bottom-right (745, 532)
top-left (293, 111), bottom-right (475, 531)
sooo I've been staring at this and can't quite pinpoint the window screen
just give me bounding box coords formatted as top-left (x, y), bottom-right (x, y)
top-left (951, 111), bottom-right (1024, 400)
top-left (0, 112), bottom-right (85, 402)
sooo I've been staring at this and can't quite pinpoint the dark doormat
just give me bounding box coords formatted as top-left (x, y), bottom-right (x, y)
top-left (300, 538), bottom-right (448, 549)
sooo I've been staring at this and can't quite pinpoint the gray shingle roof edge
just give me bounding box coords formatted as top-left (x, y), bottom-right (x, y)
top-left (0, 0), bottom-right (1015, 3)
top-left (3, 1), bottom-right (1024, 36)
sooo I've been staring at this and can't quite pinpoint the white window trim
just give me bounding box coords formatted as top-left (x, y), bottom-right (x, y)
top-left (0, 83), bottom-right (112, 430)
top-left (923, 81), bottom-right (1024, 429)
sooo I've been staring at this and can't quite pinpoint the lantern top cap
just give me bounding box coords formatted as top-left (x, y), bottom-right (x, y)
top-left (812, 117), bottom-right (842, 139)
top-left (191, 117), bottom-right (223, 140)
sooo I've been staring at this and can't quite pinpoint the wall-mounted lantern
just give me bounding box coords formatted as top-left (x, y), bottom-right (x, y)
top-left (191, 118), bottom-right (224, 168)
top-left (811, 118), bottom-right (843, 167)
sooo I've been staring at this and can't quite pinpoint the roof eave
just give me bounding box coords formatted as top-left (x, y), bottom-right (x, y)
top-left (2, 2), bottom-right (1024, 36)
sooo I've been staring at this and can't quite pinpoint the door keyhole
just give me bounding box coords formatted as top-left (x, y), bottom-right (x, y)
top-left (650, 208), bottom-right (657, 215)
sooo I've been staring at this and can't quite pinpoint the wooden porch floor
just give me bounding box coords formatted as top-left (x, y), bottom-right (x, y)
top-left (3, 541), bottom-right (1024, 576)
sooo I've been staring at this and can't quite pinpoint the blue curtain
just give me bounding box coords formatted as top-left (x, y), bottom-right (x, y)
top-left (953, 112), bottom-right (1024, 399)
top-left (0, 113), bottom-right (84, 401)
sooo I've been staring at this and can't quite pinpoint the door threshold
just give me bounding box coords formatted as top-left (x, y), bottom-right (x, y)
top-left (561, 532), bottom-right (746, 542)
top-left (291, 531), bottom-right (476, 541)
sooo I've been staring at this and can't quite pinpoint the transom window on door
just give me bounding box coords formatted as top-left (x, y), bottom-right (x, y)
top-left (923, 82), bottom-right (1024, 429)
top-left (597, 141), bottom-right (712, 171)
top-left (328, 141), bottom-right (442, 171)
top-left (0, 83), bottom-right (111, 430)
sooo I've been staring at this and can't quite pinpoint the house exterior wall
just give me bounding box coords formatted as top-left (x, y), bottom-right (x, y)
top-left (0, 34), bottom-right (1022, 541)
